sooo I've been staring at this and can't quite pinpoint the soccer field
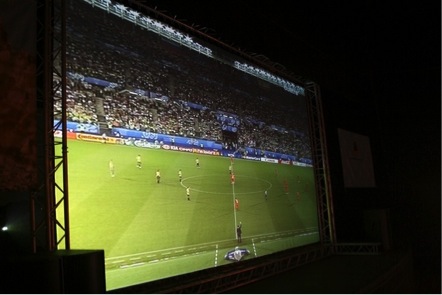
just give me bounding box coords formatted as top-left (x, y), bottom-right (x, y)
top-left (56, 139), bottom-right (319, 290)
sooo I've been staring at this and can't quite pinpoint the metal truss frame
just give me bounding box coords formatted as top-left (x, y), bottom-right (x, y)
top-left (332, 243), bottom-right (381, 255)
top-left (172, 246), bottom-right (333, 294)
top-left (32, 0), bottom-right (69, 253)
top-left (114, 244), bottom-right (334, 294)
top-left (32, 0), bottom-right (336, 290)
top-left (305, 81), bottom-right (337, 246)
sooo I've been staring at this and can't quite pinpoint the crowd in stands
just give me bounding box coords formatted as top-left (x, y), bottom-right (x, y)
top-left (54, 0), bottom-right (312, 160)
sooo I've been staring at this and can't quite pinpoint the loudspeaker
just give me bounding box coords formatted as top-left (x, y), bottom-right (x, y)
top-left (364, 208), bottom-right (392, 251)
top-left (0, 252), bottom-right (61, 293)
top-left (58, 249), bottom-right (106, 293)
top-left (0, 249), bottom-right (106, 293)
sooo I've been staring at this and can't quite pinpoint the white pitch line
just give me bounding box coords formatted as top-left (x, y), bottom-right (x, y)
top-left (252, 239), bottom-right (257, 257)
top-left (214, 244), bottom-right (218, 267)
top-left (129, 257), bottom-right (141, 261)
top-left (120, 262), bottom-right (145, 268)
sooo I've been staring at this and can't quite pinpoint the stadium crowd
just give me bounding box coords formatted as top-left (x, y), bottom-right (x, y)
top-left (54, 0), bottom-right (311, 160)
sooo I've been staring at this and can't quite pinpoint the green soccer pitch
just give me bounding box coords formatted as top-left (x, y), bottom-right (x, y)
top-left (56, 139), bottom-right (320, 290)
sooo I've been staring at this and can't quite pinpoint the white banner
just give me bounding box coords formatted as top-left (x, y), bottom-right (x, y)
top-left (338, 128), bottom-right (376, 188)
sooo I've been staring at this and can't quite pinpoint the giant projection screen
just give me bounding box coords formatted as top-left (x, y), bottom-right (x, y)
top-left (60, 0), bottom-right (320, 290)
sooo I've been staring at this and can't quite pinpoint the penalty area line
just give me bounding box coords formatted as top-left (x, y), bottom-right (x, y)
top-left (214, 244), bottom-right (219, 267)
top-left (252, 238), bottom-right (257, 257)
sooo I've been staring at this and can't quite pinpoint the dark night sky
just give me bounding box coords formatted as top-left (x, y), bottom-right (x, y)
top-left (136, 0), bottom-right (441, 279)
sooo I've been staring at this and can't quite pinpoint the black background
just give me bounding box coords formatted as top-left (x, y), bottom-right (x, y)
top-left (1, 0), bottom-right (438, 292)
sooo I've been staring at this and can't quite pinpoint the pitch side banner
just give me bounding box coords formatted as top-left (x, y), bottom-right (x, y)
top-left (111, 127), bottom-right (223, 150)
top-left (62, 124), bottom-right (312, 164)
